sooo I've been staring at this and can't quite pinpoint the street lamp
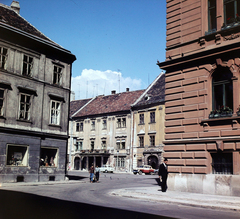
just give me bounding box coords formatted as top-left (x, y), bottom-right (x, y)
top-left (117, 150), bottom-right (119, 172)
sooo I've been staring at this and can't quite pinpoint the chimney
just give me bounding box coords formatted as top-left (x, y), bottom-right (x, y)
top-left (126, 88), bottom-right (129, 92)
top-left (111, 90), bottom-right (116, 95)
top-left (11, 1), bottom-right (20, 14)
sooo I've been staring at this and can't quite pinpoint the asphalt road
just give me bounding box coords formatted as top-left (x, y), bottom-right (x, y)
top-left (0, 171), bottom-right (239, 219)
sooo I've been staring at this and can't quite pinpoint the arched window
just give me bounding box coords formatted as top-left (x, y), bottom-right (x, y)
top-left (212, 67), bottom-right (233, 112)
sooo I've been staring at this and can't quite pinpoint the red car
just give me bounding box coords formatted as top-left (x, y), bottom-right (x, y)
top-left (133, 165), bottom-right (155, 175)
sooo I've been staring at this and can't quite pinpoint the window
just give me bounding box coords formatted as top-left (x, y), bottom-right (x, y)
top-left (22, 55), bottom-right (33, 76)
top-left (116, 157), bottom-right (125, 167)
top-left (53, 65), bottom-right (62, 85)
top-left (75, 141), bottom-right (83, 151)
top-left (139, 136), bottom-right (144, 147)
top-left (76, 122), bottom-right (83, 132)
top-left (19, 93), bottom-right (31, 120)
top-left (224, 0), bottom-right (240, 25)
top-left (117, 118), bottom-right (126, 128)
top-left (40, 147), bottom-right (58, 167)
top-left (6, 144), bottom-right (28, 166)
top-left (0, 46), bottom-right (7, 69)
top-left (139, 113), bottom-right (144, 124)
top-left (211, 152), bottom-right (233, 174)
top-left (50, 100), bottom-right (61, 125)
top-left (116, 139), bottom-right (125, 150)
top-left (102, 140), bottom-right (106, 149)
top-left (102, 119), bottom-right (107, 129)
top-left (150, 112), bottom-right (155, 123)
top-left (208, 0), bottom-right (216, 32)
top-left (150, 135), bottom-right (155, 147)
top-left (0, 89), bottom-right (4, 116)
top-left (212, 67), bottom-right (233, 113)
top-left (91, 141), bottom-right (94, 151)
top-left (91, 120), bottom-right (95, 130)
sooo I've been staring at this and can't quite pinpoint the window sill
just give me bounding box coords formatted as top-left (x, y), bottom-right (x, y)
top-left (49, 124), bottom-right (61, 128)
top-left (17, 119), bottom-right (32, 124)
top-left (148, 122), bottom-right (156, 124)
top-left (202, 115), bottom-right (240, 123)
top-left (138, 123), bottom-right (145, 125)
top-left (0, 116), bottom-right (6, 120)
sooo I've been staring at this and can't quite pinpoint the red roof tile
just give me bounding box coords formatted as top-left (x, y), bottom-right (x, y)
top-left (72, 90), bottom-right (144, 118)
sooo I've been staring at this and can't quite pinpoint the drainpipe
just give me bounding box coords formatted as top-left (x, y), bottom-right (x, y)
top-left (69, 117), bottom-right (74, 170)
top-left (130, 109), bottom-right (134, 173)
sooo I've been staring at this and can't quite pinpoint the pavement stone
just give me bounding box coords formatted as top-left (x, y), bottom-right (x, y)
top-left (110, 186), bottom-right (240, 212)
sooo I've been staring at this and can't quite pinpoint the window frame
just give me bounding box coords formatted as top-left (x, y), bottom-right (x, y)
top-left (6, 144), bottom-right (29, 167)
top-left (149, 135), bottom-right (155, 147)
top-left (224, 0), bottom-right (240, 25)
top-left (116, 139), bottom-right (126, 150)
top-left (211, 152), bottom-right (233, 174)
top-left (53, 65), bottom-right (63, 85)
top-left (208, 0), bottom-right (217, 32)
top-left (91, 120), bottom-right (95, 130)
top-left (22, 54), bottom-right (33, 77)
top-left (139, 136), bottom-right (144, 147)
top-left (0, 88), bottom-right (5, 117)
top-left (116, 157), bottom-right (125, 167)
top-left (40, 147), bottom-right (58, 167)
top-left (101, 140), bottom-right (106, 149)
top-left (0, 46), bottom-right (8, 70)
top-left (139, 113), bottom-right (144, 124)
top-left (150, 111), bottom-right (155, 123)
top-left (50, 100), bottom-right (61, 125)
top-left (18, 93), bottom-right (31, 121)
top-left (76, 141), bottom-right (83, 151)
top-left (102, 119), bottom-right (107, 129)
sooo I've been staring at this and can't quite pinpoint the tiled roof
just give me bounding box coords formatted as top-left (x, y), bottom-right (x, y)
top-left (72, 90), bottom-right (144, 118)
top-left (133, 73), bottom-right (165, 107)
top-left (0, 3), bottom-right (57, 44)
top-left (70, 98), bottom-right (92, 117)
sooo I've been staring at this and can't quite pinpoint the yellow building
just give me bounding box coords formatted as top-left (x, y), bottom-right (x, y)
top-left (132, 73), bottom-right (165, 169)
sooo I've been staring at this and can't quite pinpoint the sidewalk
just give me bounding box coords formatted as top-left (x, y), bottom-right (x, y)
top-left (110, 186), bottom-right (240, 212)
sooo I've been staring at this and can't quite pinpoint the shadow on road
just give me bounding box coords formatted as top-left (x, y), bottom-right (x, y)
top-left (0, 190), bottom-right (174, 219)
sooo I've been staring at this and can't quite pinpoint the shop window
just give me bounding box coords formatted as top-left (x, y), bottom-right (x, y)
top-left (224, 0), bottom-right (240, 25)
top-left (211, 67), bottom-right (233, 118)
top-left (53, 65), bottom-right (62, 85)
top-left (40, 147), bottom-right (58, 167)
top-left (150, 135), bottom-right (155, 147)
top-left (19, 93), bottom-right (31, 121)
top-left (102, 119), bottom-right (107, 129)
top-left (211, 152), bottom-right (233, 174)
top-left (139, 113), bottom-right (144, 124)
top-left (116, 139), bottom-right (125, 150)
top-left (150, 111), bottom-right (155, 123)
top-left (0, 88), bottom-right (4, 116)
top-left (208, 0), bottom-right (216, 32)
top-left (50, 100), bottom-right (61, 125)
top-left (139, 136), bottom-right (144, 147)
top-left (0, 46), bottom-right (7, 69)
top-left (6, 144), bottom-right (28, 166)
top-left (116, 157), bottom-right (125, 167)
top-left (22, 55), bottom-right (33, 76)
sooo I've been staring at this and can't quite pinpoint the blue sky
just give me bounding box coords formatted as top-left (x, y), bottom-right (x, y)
top-left (3, 0), bottom-right (166, 99)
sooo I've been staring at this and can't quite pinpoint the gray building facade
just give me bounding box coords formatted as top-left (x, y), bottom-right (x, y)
top-left (0, 2), bottom-right (76, 183)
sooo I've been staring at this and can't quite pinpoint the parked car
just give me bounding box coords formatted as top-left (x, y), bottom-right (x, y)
top-left (99, 165), bottom-right (114, 173)
top-left (133, 165), bottom-right (155, 175)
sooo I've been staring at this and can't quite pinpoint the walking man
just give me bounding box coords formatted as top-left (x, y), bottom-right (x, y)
top-left (158, 158), bottom-right (168, 192)
top-left (89, 164), bottom-right (94, 183)
top-left (95, 165), bottom-right (100, 182)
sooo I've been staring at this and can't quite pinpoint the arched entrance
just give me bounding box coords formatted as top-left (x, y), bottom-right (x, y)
top-left (147, 155), bottom-right (158, 169)
top-left (74, 157), bottom-right (80, 170)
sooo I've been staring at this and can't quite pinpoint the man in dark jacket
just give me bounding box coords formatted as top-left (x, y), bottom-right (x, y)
top-left (158, 158), bottom-right (168, 192)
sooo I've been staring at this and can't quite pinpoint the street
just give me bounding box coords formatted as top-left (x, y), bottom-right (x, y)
top-left (0, 171), bottom-right (239, 219)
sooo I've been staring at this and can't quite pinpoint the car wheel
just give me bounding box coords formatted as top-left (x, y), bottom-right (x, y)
top-left (104, 170), bottom-right (108, 173)
top-left (139, 170), bottom-right (142, 175)
top-left (150, 172), bottom-right (154, 175)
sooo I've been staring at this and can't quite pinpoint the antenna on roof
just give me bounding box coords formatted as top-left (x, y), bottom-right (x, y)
top-left (117, 69), bottom-right (121, 93)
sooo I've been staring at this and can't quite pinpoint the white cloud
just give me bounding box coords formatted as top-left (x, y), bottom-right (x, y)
top-left (71, 69), bottom-right (142, 100)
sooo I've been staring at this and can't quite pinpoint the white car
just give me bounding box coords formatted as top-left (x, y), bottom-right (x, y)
top-left (99, 165), bottom-right (114, 173)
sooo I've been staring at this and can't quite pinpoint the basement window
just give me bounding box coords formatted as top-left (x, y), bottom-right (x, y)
top-left (40, 147), bottom-right (58, 167)
top-left (211, 152), bottom-right (233, 174)
top-left (6, 144), bottom-right (28, 166)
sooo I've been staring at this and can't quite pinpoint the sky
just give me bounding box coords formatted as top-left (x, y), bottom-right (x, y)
top-left (2, 0), bottom-right (166, 99)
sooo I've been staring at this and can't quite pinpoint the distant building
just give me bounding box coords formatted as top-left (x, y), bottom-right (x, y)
top-left (69, 89), bottom-right (144, 172)
top-left (158, 0), bottom-right (240, 196)
top-left (131, 72), bottom-right (165, 170)
top-left (0, 1), bottom-right (76, 183)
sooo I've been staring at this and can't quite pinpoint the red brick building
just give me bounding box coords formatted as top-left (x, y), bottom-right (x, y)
top-left (158, 0), bottom-right (240, 196)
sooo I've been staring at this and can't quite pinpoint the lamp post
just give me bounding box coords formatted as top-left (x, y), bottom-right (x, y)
top-left (117, 150), bottom-right (119, 172)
